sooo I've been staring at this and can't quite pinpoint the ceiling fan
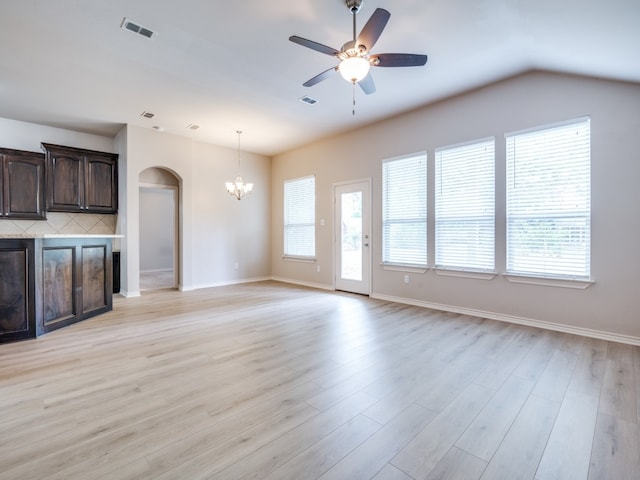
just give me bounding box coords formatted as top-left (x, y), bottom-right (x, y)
top-left (289, 0), bottom-right (428, 96)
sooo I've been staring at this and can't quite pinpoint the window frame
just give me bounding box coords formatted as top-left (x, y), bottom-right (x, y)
top-left (434, 137), bottom-right (496, 274)
top-left (505, 117), bottom-right (592, 284)
top-left (283, 175), bottom-right (316, 260)
top-left (381, 152), bottom-right (428, 268)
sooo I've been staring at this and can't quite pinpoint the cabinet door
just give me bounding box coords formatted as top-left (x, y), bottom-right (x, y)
top-left (85, 155), bottom-right (118, 212)
top-left (0, 149), bottom-right (46, 220)
top-left (0, 240), bottom-right (36, 343)
top-left (3, 154), bottom-right (46, 219)
top-left (47, 151), bottom-right (85, 212)
top-left (41, 244), bottom-right (79, 332)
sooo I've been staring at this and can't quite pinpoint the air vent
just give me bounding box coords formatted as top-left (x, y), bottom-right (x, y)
top-left (140, 111), bottom-right (155, 119)
top-left (187, 124), bottom-right (200, 130)
top-left (121, 18), bottom-right (157, 39)
top-left (299, 95), bottom-right (318, 105)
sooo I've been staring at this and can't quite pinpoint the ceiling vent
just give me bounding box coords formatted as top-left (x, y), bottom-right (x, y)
top-left (187, 124), bottom-right (200, 130)
top-left (121, 18), bottom-right (156, 39)
top-left (299, 95), bottom-right (318, 105)
top-left (140, 111), bottom-right (155, 119)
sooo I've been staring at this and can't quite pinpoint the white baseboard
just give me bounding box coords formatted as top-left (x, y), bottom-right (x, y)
top-left (270, 276), bottom-right (334, 291)
top-left (118, 289), bottom-right (141, 298)
top-left (140, 268), bottom-right (173, 274)
top-left (370, 293), bottom-right (640, 346)
top-left (193, 276), bottom-right (273, 290)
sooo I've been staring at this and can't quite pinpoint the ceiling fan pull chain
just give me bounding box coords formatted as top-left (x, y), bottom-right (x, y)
top-left (352, 82), bottom-right (356, 116)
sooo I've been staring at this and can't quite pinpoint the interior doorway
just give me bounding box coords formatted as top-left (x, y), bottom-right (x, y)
top-left (139, 168), bottom-right (179, 292)
top-left (334, 179), bottom-right (371, 295)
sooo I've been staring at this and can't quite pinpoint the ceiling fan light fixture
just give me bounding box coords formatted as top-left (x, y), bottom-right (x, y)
top-left (339, 56), bottom-right (370, 83)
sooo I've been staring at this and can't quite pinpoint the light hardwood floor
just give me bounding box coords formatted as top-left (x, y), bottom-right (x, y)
top-left (1, 281), bottom-right (638, 479)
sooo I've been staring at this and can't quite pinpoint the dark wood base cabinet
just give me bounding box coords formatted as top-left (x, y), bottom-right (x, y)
top-left (0, 237), bottom-right (113, 343)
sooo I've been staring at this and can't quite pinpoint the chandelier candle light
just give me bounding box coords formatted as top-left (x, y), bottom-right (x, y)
top-left (225, 130), bottom-right (253, 200)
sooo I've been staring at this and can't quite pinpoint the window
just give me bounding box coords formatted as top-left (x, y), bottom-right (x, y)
top-left (506, 118), bottom-right (591, 279)
top-left (382, 153), bottom-right (427, 266)
top-left (435, 138), bottom-right (495, 271)
top-left (284, 175), bottom-right (315, 258)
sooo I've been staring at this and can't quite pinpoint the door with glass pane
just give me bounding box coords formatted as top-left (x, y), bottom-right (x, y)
top-left (334, 180), bottom-right (371, 295)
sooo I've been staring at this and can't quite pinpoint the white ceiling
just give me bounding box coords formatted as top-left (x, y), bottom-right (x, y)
top-left (1, 0), bottom-right (639, 156)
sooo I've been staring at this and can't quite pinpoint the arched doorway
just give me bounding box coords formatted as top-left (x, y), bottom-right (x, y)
top-left (138, 167), bottom-right (180, 291)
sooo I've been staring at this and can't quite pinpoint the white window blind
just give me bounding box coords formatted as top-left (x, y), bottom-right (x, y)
top-left (435, 139), bottom-right (495, 271)
top-left (382, 154), bottom-right (427, 266)
top-left (506, 118), bottom-right (591, 279)
top-left (284, 175), bottom-right (315, 257)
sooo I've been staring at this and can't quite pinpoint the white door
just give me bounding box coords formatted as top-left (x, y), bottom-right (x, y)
top-left (334, 180), bottom-right (371, 295)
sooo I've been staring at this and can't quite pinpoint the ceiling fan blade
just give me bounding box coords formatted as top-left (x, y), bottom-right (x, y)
top-left (356, 8), bottom-right (390, 51)
top-left (358, 73), bottom-right (376, 95)
top-left (303, 66), bottom-right (338, 87)
top-left (372, 53), bottom-right (428, 67)
top-left (289, 36), bottom-right (340, 56)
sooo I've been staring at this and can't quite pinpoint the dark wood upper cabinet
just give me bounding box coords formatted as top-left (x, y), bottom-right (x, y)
top-left (42, 143), bottom-right (118, 214)
top-left (0, 147), bottom-right (46, 220)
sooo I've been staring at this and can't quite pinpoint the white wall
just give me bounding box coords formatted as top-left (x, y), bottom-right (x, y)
top-left (0, 117), bottom-right (114, 153)
top-left (271, 71), bottom-right (640, 342)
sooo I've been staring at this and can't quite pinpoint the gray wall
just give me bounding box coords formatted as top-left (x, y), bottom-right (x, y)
top-left (271, 71), bottom-right (640, 341)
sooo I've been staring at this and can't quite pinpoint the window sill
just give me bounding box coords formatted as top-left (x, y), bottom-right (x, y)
top-left (282, 255), bottom-right (316, 263)
top-left (435, 268), bottom-right (497, 280)
top-left (503, 273), bottom-right (593, 289)
top-left (382, 263), bottom-right (428, 274)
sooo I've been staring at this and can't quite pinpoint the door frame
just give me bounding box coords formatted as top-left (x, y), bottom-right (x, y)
top-left (332, 178), bottom-right (372, 295)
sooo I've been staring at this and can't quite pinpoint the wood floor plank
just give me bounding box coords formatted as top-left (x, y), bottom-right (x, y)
top-left (599, 342), bottom-right (637, 423)
top-left (530, 348), bottom-right (578, 402)
top-left (512, 330), bottom-right (558, 383)
top-left (371, 464), bottom-right (415, 480)
top-left (317, 403), bottom-right (437, 480)
top-left (425, 446), bottom-right (488, 480)
top-left (456, 375), bottom-right (535, 461)
top-left (473, 326), bottom-right (541, 390)
top-left (634, 345), bottom-right (640, 422)
top-left (535, 390), bottom-right (599, 480)
top-left (480, 394), bottom-right (560, 480)
top-left (568, 337), bottom-right (608, 397)
top-left (208, 391), bottom-right (380, 480)
top-left (588, 413), bottom-right (640, 480)
top-left (261, 413), bottom-right (381, 480)
top-left (391, 383), bottom-right (495, 479)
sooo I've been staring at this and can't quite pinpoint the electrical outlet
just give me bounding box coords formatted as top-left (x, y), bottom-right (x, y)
top-left (316, 265), bottom-right (321, 272)
top-left (403, 274), bottom-right (409, 284)
top-left (234, 262), bottom-right (239, 270)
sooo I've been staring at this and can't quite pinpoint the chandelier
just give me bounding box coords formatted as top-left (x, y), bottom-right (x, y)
top-left (225, 130), bottom-right (253, 200)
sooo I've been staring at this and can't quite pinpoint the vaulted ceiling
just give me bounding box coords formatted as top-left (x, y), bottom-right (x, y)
top-left (1, 0), bottom-right (638, 156)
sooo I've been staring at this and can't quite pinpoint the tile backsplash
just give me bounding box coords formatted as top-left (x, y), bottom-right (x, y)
top-left (0, 212), bottom-right (117, 235)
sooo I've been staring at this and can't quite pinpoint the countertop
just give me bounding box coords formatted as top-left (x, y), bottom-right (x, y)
top-left (0, 234), bottom-right (124, 239)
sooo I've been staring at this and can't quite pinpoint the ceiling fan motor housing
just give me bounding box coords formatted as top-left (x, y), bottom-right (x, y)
top-left (346, 0), bottom-right (363, 13)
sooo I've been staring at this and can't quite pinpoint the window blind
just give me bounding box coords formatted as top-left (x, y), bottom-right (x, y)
top-left (506, 118), bottom-right (591, 279)
top-left (382, 154), bottom-right (427, 266)
top-left (435, 138), bottom-right (495, 271)
top-left (284, 175), bottom-right (315, 257)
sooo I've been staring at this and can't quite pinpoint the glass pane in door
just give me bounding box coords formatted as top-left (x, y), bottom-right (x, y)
top-left (341, 192), bottom-right (362, 281)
